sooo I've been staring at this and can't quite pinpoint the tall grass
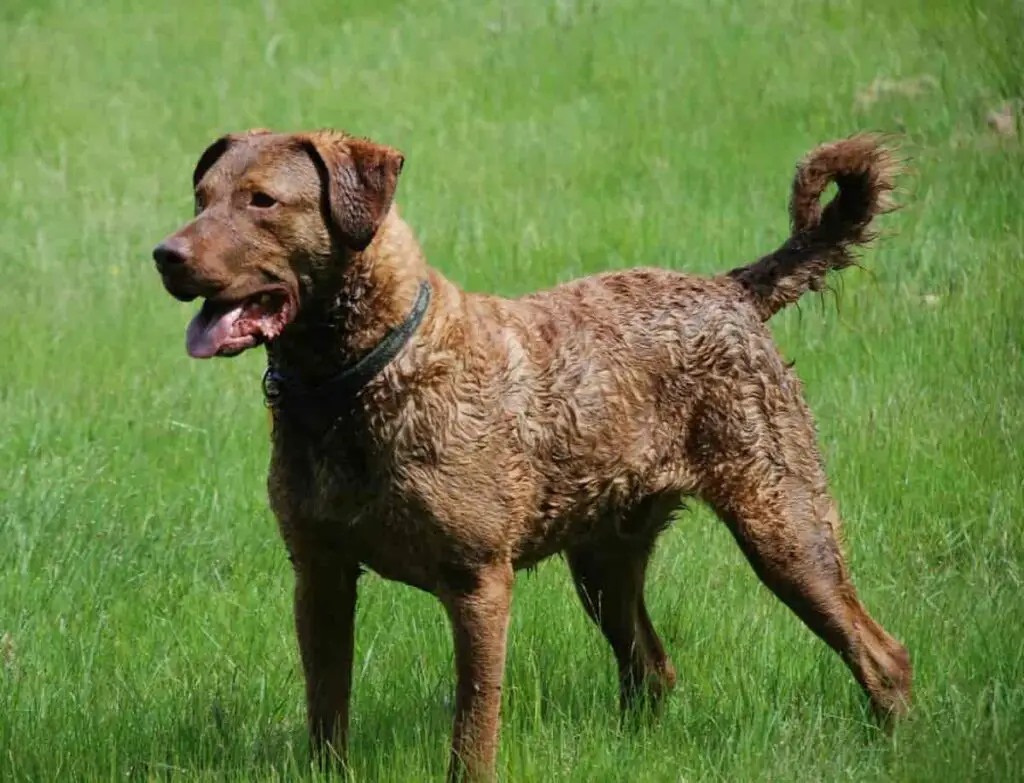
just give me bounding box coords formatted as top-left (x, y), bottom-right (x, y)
top-left (1, 0), bottom-right (1022, 779)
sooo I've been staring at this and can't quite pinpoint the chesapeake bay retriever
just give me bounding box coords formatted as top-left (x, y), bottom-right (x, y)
top-left (151, 129), bottom-right (912, 780)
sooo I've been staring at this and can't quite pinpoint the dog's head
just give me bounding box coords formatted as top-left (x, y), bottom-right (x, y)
top-left (152, 129), bottom-right (405, 358)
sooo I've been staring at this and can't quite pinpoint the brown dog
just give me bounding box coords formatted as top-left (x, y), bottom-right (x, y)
top-left (152, 129), bottom-right (911, 780)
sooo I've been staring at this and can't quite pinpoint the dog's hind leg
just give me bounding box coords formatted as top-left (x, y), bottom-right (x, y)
top-left (567, 495), bottom-right (679, 712)
top-left (698, 432), bottom-right (912, 721)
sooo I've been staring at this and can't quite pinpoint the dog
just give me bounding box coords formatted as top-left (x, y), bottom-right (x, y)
top-left (152, 129), bottom-right (912, 780)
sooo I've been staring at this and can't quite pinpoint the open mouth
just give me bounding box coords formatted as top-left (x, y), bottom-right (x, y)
top-left (185, 289), bottom-right (295, 359)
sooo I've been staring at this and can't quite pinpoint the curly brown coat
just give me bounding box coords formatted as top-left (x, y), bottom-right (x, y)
top-left (152, 130), bottom-right (911, 781)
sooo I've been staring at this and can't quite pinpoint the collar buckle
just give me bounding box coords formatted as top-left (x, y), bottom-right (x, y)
top-left (262, 367), bottom-right (283, 408)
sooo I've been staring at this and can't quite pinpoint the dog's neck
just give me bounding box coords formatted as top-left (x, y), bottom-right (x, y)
top-left (267, 208), bottom-right (429, 385)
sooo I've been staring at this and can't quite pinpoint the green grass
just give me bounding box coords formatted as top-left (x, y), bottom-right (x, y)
top-left (2, 0), bottom-right (1022, 780)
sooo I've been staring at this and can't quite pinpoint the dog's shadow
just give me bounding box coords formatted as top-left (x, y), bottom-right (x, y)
top-left (126, 659), bottom-right (890, 782)
top-left (128, 684), bottom-right (455, 780)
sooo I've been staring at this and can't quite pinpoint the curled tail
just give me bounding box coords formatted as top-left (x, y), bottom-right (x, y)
top-left (728, 133), bottom-right (900, 321)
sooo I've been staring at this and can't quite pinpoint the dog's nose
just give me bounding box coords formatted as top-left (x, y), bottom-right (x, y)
top-left (153, 239), bottom-right (188, 267)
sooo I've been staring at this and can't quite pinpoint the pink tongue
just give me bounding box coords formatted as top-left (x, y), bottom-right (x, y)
top-left (186, 302), bottom-right (244, 358)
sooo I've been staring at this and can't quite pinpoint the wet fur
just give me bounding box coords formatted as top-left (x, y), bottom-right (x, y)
top-left (153, 130), bottom-right (911, 781)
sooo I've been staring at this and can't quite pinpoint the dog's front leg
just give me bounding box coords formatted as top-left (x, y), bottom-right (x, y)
top-left (293, 554), bottom-right (360, 768)
top-left (440, 562), bottom-right (514, 782)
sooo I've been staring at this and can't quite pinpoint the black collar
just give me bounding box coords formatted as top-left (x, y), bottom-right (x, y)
top-left (262, 279), bottom-right (432, 410)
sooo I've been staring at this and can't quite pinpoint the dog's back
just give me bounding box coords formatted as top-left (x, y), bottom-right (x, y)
top-left (447, 134), bottom-right (900, 556)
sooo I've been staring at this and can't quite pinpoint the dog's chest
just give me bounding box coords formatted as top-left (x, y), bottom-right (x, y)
top-left (268, 418), bottom-right (392, 524)
top-left (267, 418), bottom-right (447, 588)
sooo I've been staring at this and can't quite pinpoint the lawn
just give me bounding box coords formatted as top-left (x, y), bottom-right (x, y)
top-left (1, 0), bottom-right (1022, 780)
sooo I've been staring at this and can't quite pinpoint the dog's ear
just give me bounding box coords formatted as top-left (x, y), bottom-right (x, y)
top-left (302, 131), bottom-right (406, 251)
top-left (191, 128), bottom-right (273, 190)
top-left (192, 136), bottom-right (231, 190)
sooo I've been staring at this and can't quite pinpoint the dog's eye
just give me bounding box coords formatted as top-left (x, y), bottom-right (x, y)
top-left (249, 191), bottom-right (278, 208)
